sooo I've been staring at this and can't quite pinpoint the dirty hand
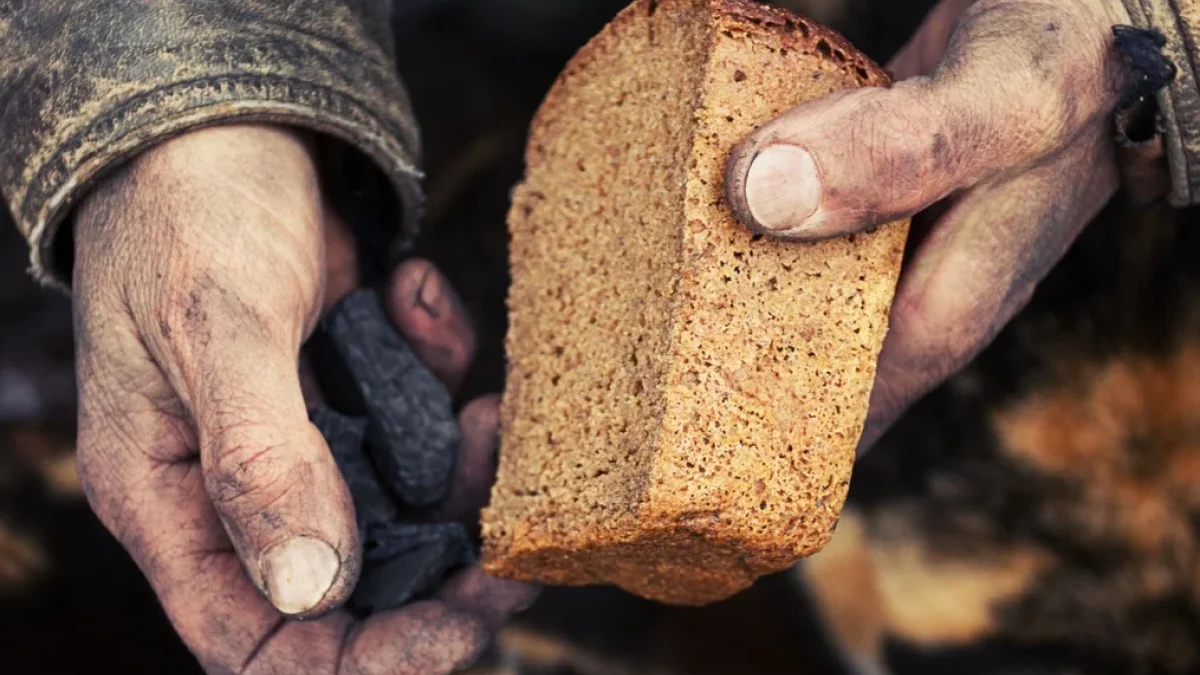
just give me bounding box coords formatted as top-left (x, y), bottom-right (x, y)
top-left (72, 124), bottom-right (533, 673)
top-left (726, 0), bottom-right (1133, 450)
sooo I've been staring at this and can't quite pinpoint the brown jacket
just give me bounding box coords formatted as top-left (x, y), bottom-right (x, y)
top-left (1, 1), bottom-right (1197, 290)
top-left (1121, 0), bottom-right (1200, 206)
top-left (0, 0), bottom-right (422, 289)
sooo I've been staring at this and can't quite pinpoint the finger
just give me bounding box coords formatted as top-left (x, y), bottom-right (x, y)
top-left (887, 0), bottom-right (976, 80)
top-left (224, 605), bottom-right (486, 675)
top-left (725, 0), bottom-right (1127, 240)
top-left (436, 567), bottom-right (540, 631)
top-left (856, 130), bottom-right (1119, 453)
top-left (387, 259), bottom-right (477, 395)
top-left (429, 394), bottom-right (501, 525)
top-left (184, 309), bottom-right (360, 617)
top-left (336, 602), bottom-right (488, 675)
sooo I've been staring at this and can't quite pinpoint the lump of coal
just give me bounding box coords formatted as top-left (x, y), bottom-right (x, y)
top-left (310, 408), bottom-right (397, 542)
top-left (317, 290), bottom-right (460, 508)
top-left (353, 523), bottom-right (478, 614)
top-left (308, 290), bottom-right (476, 614)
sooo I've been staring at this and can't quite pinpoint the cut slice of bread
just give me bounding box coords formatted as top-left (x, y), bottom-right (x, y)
top-left (481, 0), bottom-right (909, 606)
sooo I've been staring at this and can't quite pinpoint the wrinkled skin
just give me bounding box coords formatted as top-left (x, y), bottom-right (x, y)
top-left (72, 124), bottom-right (536, 674)
top-left (726, 0), bottom-right (1132, 451)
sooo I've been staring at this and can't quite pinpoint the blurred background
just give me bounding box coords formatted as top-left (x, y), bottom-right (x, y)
top-left (10, 1), bottom-right (1200, 674)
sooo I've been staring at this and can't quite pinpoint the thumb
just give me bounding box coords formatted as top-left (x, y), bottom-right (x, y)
top-left (127, 126), bottom-right (363, 618)
top-left (724, 0), bottom-right (1125, 240)
top-left (175, 288), bottom-right (361, 618)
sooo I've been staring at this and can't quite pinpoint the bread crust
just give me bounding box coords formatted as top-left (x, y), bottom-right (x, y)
top-left (528, 0), bottom-right (888, 160)
top-left (484, 0), bottom-right (907, 606)
top-left (710, 0), bottom-right (889, 86)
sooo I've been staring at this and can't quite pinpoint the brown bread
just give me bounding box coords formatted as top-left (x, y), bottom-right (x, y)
top-left (481, 0), bottom-right (909, 606)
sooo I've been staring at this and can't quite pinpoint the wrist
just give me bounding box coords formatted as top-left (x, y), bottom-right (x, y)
top-left (79, 123), bottom-right (323, 236)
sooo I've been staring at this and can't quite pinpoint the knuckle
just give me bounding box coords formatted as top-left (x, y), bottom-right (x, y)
top-left (74, 430), bottom-right (140, 537)
top-left (840, 95), bottom-right (933, 210)
top-left (385, 602), bottom-right (487, 675)
top-left (1004, 74), bottom-right (1078, 152)
top-left (438, 604), bottom-right (488, 654)
top-left (929, 2), bottom-right (1119, 170)
top-left (440, 610), bottom-right (489, 672)
top-left (74, 450), bottom-right (161, 571)
top-left (205, 437), bottom-right (295, 515)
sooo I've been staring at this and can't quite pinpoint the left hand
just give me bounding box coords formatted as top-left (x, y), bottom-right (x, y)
top-left (73, 124), bottom-right (533, 674)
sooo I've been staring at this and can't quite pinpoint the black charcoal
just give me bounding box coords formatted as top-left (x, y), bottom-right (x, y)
top-left (319, 290), bottom-right (460, 508)
top-left (351, 522), bottom-right (478, 614)
top-left (308, 289), bottom-right (479, 616)
top-left (310, 407), bottom-right (397, 540)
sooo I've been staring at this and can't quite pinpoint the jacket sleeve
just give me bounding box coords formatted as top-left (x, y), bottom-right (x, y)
top-left (1121, 0), bottom-right (1200, 206)
top-left (0, 1), bottom-right (423, 288)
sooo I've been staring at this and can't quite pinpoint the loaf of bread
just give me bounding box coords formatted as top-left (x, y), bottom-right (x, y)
top-left (481, 0), bottom-right (909, 606)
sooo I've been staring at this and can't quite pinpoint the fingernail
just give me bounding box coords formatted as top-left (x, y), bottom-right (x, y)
top-left (415, 266), bottom-right (444, 319)
top-left (744, 144), bottom-right (822, 233)
top-left (260, 536), bottom-right (340, 615)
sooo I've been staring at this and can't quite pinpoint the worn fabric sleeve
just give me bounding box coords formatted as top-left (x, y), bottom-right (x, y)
top-left (1121, 0), bottom-right (1200, 206)
top-left (0, 1), bottom-right (423, 288)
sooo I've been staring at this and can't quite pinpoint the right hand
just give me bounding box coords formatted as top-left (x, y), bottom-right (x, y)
top-left (725, 0), bottom-right (1133, 450)
top-left (72, 125), bottom-right (533, 674)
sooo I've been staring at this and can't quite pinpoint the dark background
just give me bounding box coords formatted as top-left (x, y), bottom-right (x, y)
top-left (0, 1), bottom-right (936, 672)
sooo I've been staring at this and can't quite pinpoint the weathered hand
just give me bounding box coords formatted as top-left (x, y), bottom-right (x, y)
top-left (726, 0), bottom-right (1134, 450)
top-left (72, 124), bottom-right (533, 673)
